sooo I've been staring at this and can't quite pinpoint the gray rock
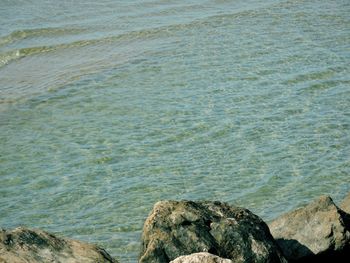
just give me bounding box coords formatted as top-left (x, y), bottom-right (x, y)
top-left (139, 200), bottom-right (286, 263)
top-left (340, 192), bottom-right (350, 214)
top-left (0, 227), bottom-right (117, 263)
top-left (269, 196), bottom-right (350, 261)
top-left (170, 252), bottom-right (233, 263)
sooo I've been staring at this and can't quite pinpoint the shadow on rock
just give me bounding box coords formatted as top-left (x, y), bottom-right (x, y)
top-left (290, 245), bottom-right (350, 263)
top-left (269, 196), bottom-right (350, 262)
top-left (274, 239), bottom-right (314, 261)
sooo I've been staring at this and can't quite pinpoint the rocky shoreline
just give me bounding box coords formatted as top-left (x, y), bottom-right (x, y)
top-left (1, 193), bottom-right (350, 263)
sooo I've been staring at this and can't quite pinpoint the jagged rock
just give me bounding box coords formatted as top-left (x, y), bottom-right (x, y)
top-left (139, 200), bottom-right (286, 263)
top-left (269, 196), bottom-right (350, 262)
top-left (0, 227), bottom-right (117, 263)
top-left (340, 192), bottom-right (350, 214)
top-left (170, 252), bottom-right (233, 263)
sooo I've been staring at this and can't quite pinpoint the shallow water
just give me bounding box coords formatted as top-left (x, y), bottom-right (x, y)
top-left (1, 0), bottom-right (349, 261)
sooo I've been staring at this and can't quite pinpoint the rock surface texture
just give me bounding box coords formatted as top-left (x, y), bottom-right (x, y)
top-left (340, 192), bottom-right (350, 214)
top-left (139, 200), bottom-right (286, 263)
top-left (170, 252), bottom-right (233, 263)
top-left (0, 227), bottom-right (117, 263)
top-left (269, 195), bottom-right (350, 262)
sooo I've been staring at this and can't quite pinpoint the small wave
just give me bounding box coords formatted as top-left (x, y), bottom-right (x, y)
top-left (0, 46), bottom-right (56, 67)
top-left (0, 50), bottom-right (21, 67)
top-left (281, 67), bottom-right (348, 86)
top-left (0, 27), bottom-right (87, 47)
top-left (302, 80), bottom-right (350, 94)
top-left (0, 3), bottom-right (297, 68)
top-left (0, 38), bottom-right (97, 68)
top-left (0, 23), bottom-right (176, 67)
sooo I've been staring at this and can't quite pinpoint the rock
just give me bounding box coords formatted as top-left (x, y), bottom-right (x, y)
top-left (170, 252), bottom-right (233, 263)
top-left (139, 200), bottom-right (286, 263)
top-left (269, 195), bottom-right (350, 262)
top-left (340, 192), bottom-right (350, 214)
top-left (0, 227), bottom-right (117, 263)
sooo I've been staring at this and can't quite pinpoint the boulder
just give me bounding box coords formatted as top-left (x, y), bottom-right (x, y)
top-left (139, 200), bottom-right (286, 263)
top-left (340, 192), bottom-right (350, 214)
top-left (0, 227), bottom-right (117, 263)
top-left (170, 252), bottom-right (233, 263)
top-left (269, 196), bottom-right (350, 262)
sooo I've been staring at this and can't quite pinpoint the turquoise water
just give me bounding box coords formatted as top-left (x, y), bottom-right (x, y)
top-left (1, 0), bottom-right (349, 261)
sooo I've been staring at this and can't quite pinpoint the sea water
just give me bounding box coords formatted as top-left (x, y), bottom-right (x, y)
top-left (0, 0), bottom-right (349, 261)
